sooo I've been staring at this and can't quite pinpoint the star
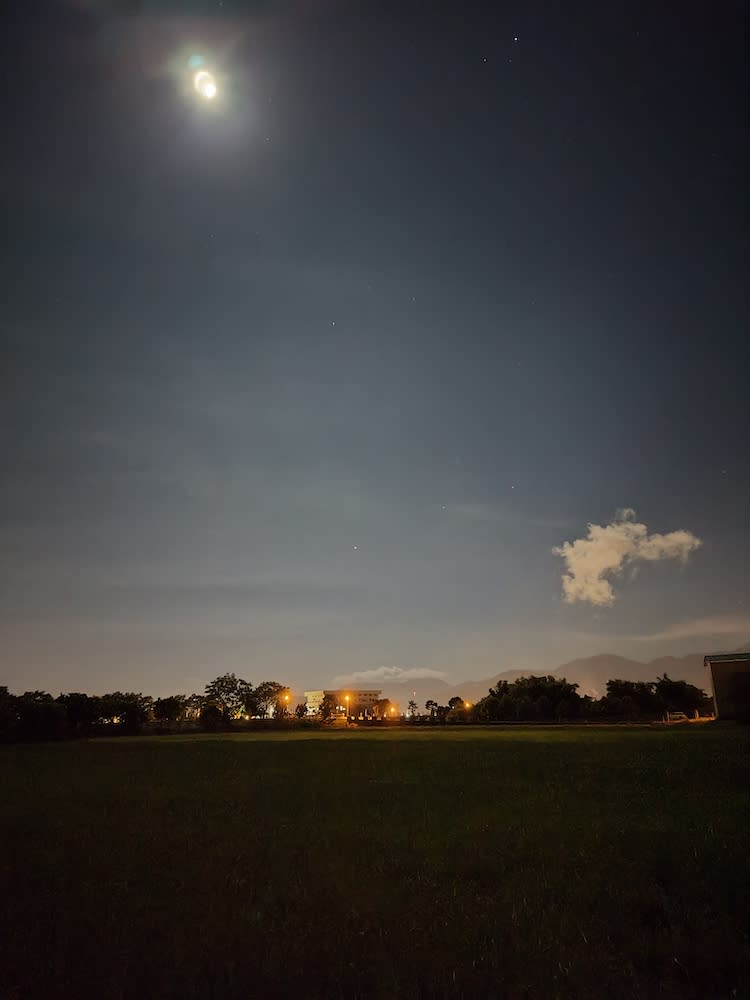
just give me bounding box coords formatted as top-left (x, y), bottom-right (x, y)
top-left (352, 545), bottom-right (358, 550)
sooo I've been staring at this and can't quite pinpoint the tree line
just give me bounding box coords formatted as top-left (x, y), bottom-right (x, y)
top-left (0, 670), bottom-right (712, 742)
top-left (0, 674), bottom-right (295, 743)
top-left (416, 673), bottom-right (711, 724)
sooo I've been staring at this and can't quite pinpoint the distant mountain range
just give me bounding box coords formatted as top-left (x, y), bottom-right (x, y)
top-left (373, 645), bottom-right (749, 710)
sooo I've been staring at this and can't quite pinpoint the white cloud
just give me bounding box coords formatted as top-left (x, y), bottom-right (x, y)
top-left (332, 666), bottom-right (448, 686)
top-left (552, 509), bottom-right (702, 607)
top-left (635, 614), bottom-right (750, 641)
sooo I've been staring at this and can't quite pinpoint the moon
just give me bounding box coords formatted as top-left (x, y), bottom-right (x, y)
top-left (194, 70), bottom-right (217, 99)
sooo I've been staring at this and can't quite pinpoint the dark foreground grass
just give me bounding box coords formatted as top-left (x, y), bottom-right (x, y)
top-left (1, 727), bottom-right (748, 999)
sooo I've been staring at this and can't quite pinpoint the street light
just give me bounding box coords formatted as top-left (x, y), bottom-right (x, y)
top-left (345, 694), bottom-right (350, 722)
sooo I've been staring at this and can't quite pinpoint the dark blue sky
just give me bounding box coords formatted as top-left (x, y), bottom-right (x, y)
top-left (2, 1), bottom-right (747, 695)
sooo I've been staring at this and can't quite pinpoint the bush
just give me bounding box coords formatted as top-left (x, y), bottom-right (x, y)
top-left (16, 695), bottom-right (68, 742)
top-left (199, 704), bottom-right (223, 732)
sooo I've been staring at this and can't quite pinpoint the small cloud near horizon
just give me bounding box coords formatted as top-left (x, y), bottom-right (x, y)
top-left (553, 508), bottom-right (702, 607)
top-left (632, 613), bottom-right (750, 642)
top-left (446, 503), bottom-right (571, 529)
top-left (332, 666), bottom-right (448, 686)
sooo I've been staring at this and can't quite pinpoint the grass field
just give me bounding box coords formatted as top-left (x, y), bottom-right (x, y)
top-left (1, 726), bottom-right (748, 999)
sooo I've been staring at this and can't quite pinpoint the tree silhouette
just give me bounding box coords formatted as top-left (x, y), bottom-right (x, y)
top-left (254, 681), bottom-right (286, 718)
top-left (318, 694), bottom-right (336, 722)
top-left (204, 674), bottom-right (251, 719)
top-left (153, 696), bottom-right (185, 725)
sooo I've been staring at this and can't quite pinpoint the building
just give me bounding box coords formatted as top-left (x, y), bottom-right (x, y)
top-left (704, 652), bottom-right (750, 720)
top-left (304, 689), bottom-right (382, 717)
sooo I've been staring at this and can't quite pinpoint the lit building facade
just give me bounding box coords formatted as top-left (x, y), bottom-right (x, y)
top-left (304, 689), bottom-right (382, 717)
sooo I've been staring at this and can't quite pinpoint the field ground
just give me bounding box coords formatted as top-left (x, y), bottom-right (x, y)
top-left (1, 726), bottom-right (748, 999)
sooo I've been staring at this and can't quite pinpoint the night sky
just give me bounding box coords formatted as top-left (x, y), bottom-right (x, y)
top-left (2, 1), bottom-right (747, 696)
